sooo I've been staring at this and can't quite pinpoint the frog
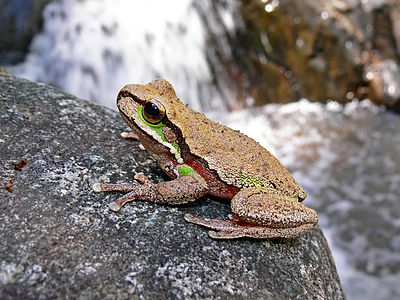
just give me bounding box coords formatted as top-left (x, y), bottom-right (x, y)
top-left (93, 79), bottom-right (318, 239)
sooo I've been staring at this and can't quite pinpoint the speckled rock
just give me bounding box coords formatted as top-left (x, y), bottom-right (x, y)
top-left (0, 74), bottom-right (345, 299)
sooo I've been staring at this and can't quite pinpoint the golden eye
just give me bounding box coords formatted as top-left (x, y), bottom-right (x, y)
top-left (143, 100), bottom-right (166, 124)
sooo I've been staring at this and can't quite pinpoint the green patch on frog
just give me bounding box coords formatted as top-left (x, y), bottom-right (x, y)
top-left (239, 173), bottom-right (266, 187)
top-left (178, 165), bottom-right (197, 177)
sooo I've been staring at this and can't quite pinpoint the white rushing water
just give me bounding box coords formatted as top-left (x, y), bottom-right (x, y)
top-left (10, 0), bottom-right (234, 112)
top-left (9, 0), bottom-right (400, 299)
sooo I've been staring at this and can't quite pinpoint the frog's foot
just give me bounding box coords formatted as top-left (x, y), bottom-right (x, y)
top-left (121, 131), bottom-right (139, 140)
top-left (184, 214), bottom-right (314, 239)
top-left (92, 173), bottom-right (151, 193)
top-left (93, 182), bottom-right (148, 212)
top-left (107, 190), bottom-right (138, 212)
top-left (95, 172), bottom-right (208, 212)
top-left (184, 214), bottom-right (249, 239)
top-left (121, 132), bottom-right (146, 151)
top-left (93, 173), bottom-right (154, 212)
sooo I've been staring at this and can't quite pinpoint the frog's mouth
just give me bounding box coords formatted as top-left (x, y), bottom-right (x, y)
top-left (118, 108), bottom-right (152, 143)
top-left (119, 110), bottom-right (137, 130)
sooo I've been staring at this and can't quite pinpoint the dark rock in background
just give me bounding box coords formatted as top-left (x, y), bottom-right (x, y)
top-left (0, 74), bottom-right (345, 299)
top-left (196, 0), bottom-right (400, 111)
top-left (0, 0), bottom-right (51, 65)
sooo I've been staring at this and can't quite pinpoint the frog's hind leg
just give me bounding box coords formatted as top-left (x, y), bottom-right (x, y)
top-left (184, 186), bottom-right (317, 239)
top-left (184, 214), bottom-right (274, 239)
top-left (184, 213), bottom-right (297, 239)
top-left (184, 214), bottom-right (248, 239)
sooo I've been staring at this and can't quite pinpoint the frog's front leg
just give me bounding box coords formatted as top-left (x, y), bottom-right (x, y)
top-left (93, 166), bottom-right (209, 212)
top-left (185, 187), bottom-right (318, 239)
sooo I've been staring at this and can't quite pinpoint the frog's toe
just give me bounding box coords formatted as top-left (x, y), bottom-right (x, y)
top-left (208, 230), bottom-right (246, 239)
top-left (108, 201), bottom-right (121, 212)
top-left (92, 183), bottom-right (103, 192)
top-left (134, 172), bottom-right (152, 185)
top-left (184, 213), bottom-right (195, 222)
top-left (121, 131), bottom-right (139, 140)
top-left (184, 213), bottom-right (210, 222)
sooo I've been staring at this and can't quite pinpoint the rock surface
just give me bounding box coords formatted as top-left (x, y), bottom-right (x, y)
top-left (0, 74), bottom-right (345, 299)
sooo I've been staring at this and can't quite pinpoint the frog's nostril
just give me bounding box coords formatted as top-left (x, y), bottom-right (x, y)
top-left (118, 90), bottom-right (131, 100)
top-left (297, 189), bottom-right (307, 202)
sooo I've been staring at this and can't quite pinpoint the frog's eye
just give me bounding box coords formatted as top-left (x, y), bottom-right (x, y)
top-left (143, 100), bottom-right (166, 124)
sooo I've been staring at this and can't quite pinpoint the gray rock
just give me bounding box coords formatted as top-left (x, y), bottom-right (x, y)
top-left (0, 74), bottom-right (345, 299)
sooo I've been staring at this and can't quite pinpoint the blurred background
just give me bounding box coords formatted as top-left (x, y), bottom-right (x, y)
top-left (1, 0), bottom-right (399, 299)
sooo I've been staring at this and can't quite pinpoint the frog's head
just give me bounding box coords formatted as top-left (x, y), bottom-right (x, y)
top-left (117, 79), bottom-right (188, 164)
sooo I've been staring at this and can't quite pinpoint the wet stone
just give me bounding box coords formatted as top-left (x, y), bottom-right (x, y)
top-left (0, 74), bottom-right (345, 299)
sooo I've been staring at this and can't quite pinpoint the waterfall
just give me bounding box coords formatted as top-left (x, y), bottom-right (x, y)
top-left (10, 0), bottom-right (236, 111)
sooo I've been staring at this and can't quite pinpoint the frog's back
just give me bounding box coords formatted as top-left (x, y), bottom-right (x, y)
top-left (163, 98), bottom-right (305, 199)
top-left (146, 78), bottom-right (305, 199)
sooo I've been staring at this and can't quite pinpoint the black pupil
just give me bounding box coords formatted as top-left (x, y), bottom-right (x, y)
top-left (145, 102), bottom-right (160, 116)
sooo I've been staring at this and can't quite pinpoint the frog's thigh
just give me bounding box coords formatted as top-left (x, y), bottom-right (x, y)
top-left (185, 187), bottom-right (317, 239)
top-left (231, 187), bottom-right (317, 229)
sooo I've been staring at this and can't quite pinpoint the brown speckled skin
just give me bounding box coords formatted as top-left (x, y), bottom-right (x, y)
top-left (102, 79), bottom-right (318, 239)
top-left (120, 79), bottom-right (306, 199)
